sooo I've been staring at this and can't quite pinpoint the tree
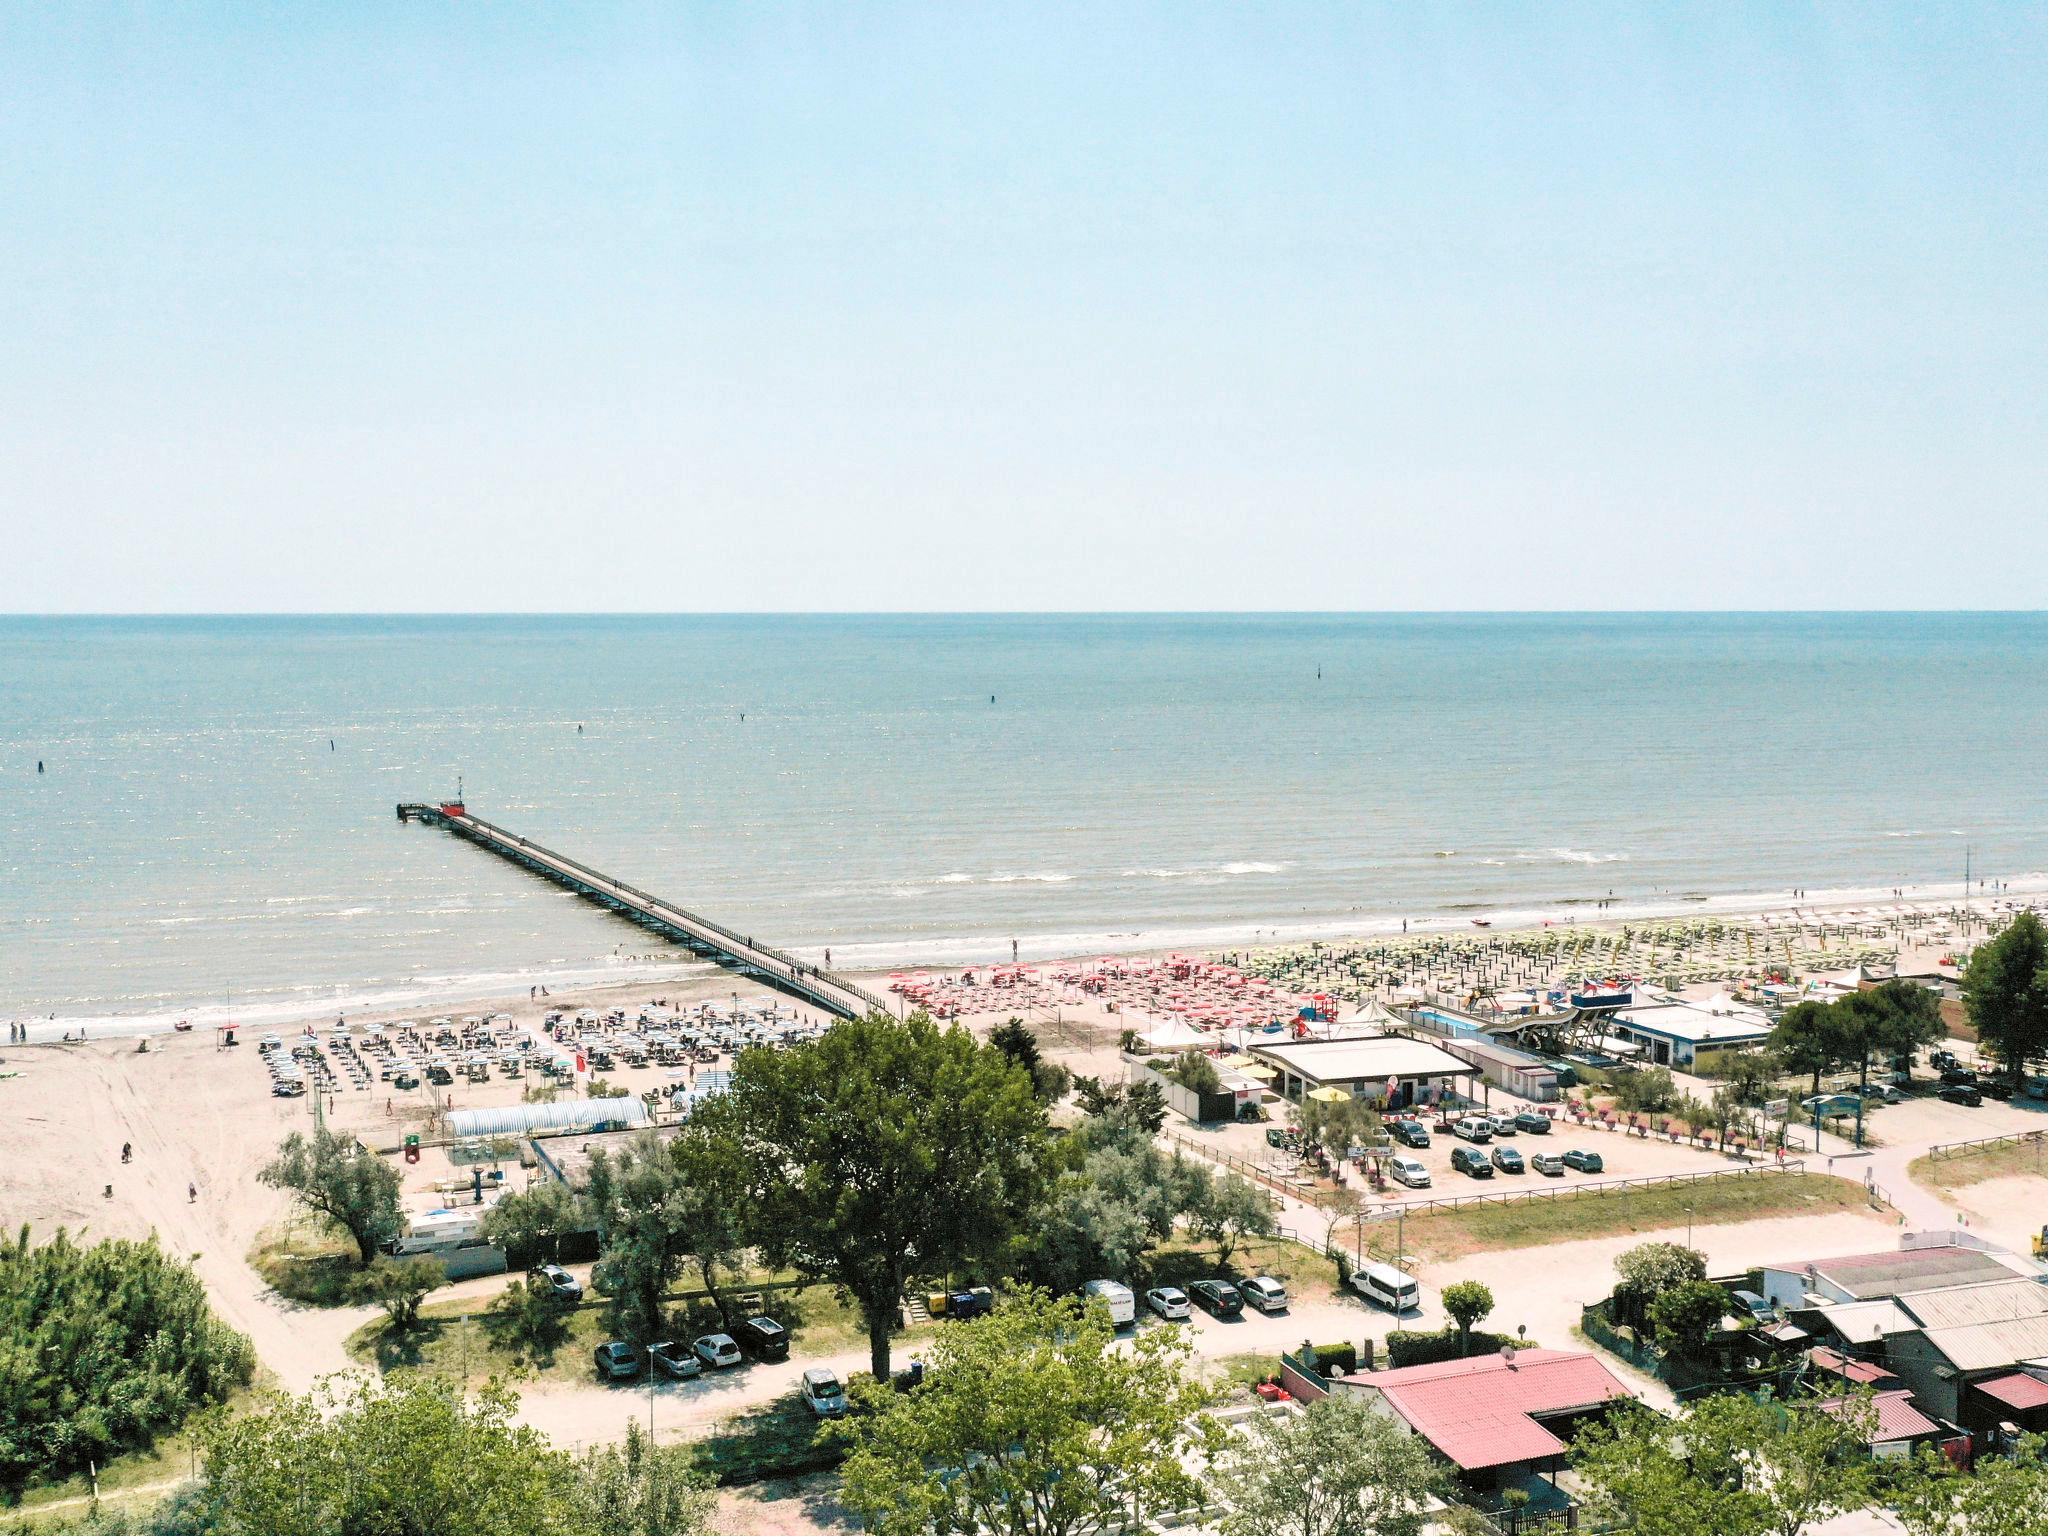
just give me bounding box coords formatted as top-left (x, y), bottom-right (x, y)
top-left (1648, 1279), bottom-right (1728, 1358)
top-left (1439, 1280), bottom-right (1495, 1356)
top-left (1189, 1174), bottom-right (1276, 1267)
top-left (584, 1134), bottom-right (694, 1343)
top-left (1070, 1076), bottom-right (1167, 1134)
top-left (1572, 1393), bottom-right (1875, 1536)
top-left (1722, 1050), bottom-right (1779, 1106)
top-left (258, 1128), bottom-right (404, 1267)
top-left (1894, 1433), bottom-right (2048, 1536)
top-left (991, 1017), bottom-right (1043, 1076)
top-left (1966, 911), bottom-right (2048, 1095)
top-left (1611, 1241), bottom-right (1706, 1333)
top-left (1166, 1049), bottom-right (1224, 1094)
top-left (1833, 981), bottom-right (1945, 1094)
top-left (1770, 1000), bottom-right (1846, 1098)
top-left (1613, 1066), bottom-right (1677, 1115)
top-left (1028, 1139), bottom-right (1208, 1290)
top-left (0, 1227), bottom-right (255, 1490)
top-left (664, 1106), bottom-right (751, 1326)
top-left (839, 1290), bottom-right (1215, 1536)
top-left (481, 1180), bottom-right (588, 1273)
top-left (198, 1375), bottom-right (580, 1536)
top-left (1295, 1093), bottom-right (1376, 1157)
top-left (1211, 1389), bottom-right (1444, 1536)
top-left (364, 1255), bottom-right (445, 1332)
top-left (571, 1419), bottom-right (716, 1536)
top-left (725, 1011), bottom-right (1052, 1382)
top-left (482, 1276), bottom-right (574, 1366)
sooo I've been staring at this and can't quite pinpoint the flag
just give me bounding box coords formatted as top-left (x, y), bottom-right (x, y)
top-left (575, 1050), bottom-right (587, 1076)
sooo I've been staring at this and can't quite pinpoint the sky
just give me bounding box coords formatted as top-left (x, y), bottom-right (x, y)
top-left (5, 5), bottom-right (2045, 613)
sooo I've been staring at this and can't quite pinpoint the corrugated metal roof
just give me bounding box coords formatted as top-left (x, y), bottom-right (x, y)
top-left (1360, 1349), bottom-right (1636, 1472)
top-left (1823, 1390), bottom-right (1941, 1443)
top-left (1977, 1372), bottom-right (2048, 1411)
top-left (1922, 1315), bottom-right (2048, 1374)
top-left (1812, 1299), bottom-right (1915, 1344)
top-left (1814, 1246), bottom-right (2021, 1300)
top-left (1898, 1279), bottom-right (2048, 1332)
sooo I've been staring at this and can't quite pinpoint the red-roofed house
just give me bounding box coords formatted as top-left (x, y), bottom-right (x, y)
top-left (1334, 1348), bottom-right (1636, 1492)
top-left (1821, 1390), bottom-right (1945, 1459)
top-left (1968, 1370), bottom-right (2048, 1437)
top-left (1809, 1345), bottom-right (1902, 1391)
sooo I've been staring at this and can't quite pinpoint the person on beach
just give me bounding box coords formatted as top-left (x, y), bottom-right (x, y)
top-left (188, 1182), bottom-right (197, 1203)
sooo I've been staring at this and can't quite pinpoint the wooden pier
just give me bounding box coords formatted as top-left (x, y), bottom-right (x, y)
top-left (398, 800), bottom-right (887, 1021)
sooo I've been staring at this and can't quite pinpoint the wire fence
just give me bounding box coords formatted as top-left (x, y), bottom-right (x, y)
top-left (1926, 1126), bottom-right (2048, 1162)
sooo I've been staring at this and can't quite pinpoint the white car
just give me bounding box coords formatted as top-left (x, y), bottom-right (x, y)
top-left (1146, 1286), bottom-right (1192, 1320)
top-left (692, 1333), bottom-right (743, 1370)
top-left (800, 1367), bottom-right (848, 1417)
top-left (1388, 1154), bottom-right (1431, 1188)
top-left (1241, 1276), bottom-right (1289, 1314)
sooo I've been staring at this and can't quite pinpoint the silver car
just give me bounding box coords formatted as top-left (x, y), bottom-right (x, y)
top-left (801, 1367), bottom-right (848, 1417)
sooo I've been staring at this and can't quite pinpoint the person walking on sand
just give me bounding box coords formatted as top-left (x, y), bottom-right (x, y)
top-left (188, 1182), bottom-right (197, 1203)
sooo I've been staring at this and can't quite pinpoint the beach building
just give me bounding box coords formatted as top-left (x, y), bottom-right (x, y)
top-left (1245, 1033), bottom-right (1477, 1109)
top-left (1607, 995), bottom-right (1771, 1068)
top-left (1432, 1035), bottom-right (1562, 1102)
top-left (1760, 1241), bottom-right (2045, 1311)
top-left (1331, 1348), bottom-right (1636, 1494)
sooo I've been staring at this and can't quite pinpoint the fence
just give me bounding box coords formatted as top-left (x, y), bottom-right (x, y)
top-left (1344, 1158), bottom-right (1807, 1219)
top-left (1926, 1126), bottom-right (2048, 1162)
top-left (1164, 1129), bottom-right (1315, 1208)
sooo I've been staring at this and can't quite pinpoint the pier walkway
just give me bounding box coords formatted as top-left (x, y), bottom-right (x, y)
top-left (398, 801), bottom-right (887, 1021)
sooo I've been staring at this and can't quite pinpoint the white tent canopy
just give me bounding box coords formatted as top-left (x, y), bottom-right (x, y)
top-left (447, 1098), bottom-right (650, 1139)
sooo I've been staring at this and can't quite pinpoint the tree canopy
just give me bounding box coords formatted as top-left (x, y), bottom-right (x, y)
top-left (0, 1227), bottom-right (255, 1490)
top-left (723, 1010), bottom-right (1052, 1380)
top-left (1966, 912), bottom-right (2048, 1093)
top-left (840, 1290), bottom-right (1214, 1536)
top-left (1211, 1389), bottom-right (1444, 1536)
top-left (257, 1127), bottom-right (403, 1266)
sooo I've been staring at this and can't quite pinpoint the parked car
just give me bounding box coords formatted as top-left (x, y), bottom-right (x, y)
top-left (1562, 1147), bottom-right (1605, 1173)
top-left (1146, 1286), bottom-right (1192, 1320)
top-left (1189, 1280), bottom-right (1243, 1317)
top-left (1858, 1083), bottom-right (1903, 1103)
top-left (939, 1286), bottom-right (994, 1319)
top-left (1938, 1083), bottom-right (1983, 1107)
top-left (1514, 1110), bottom-right (1552, 1134)
top-left (1388, 1154), bottom-right (1431, 1188)
top-left (1082, 1279), bottom-right (1136, 1326)
top-left (1531, 1151), bottom-right (1566, 1176)
top-left (1391, 1119), bottom-right (1431, 1148)
top-left (738, 1316), bottom-right (790, 1361)
top-left (1452, 1116), bottom-right (1493, 1144)
top-left (1489, 1113), bottom-right (1519, 1137)
top-left (1491, 1146), bottom-right (1525, 1174)
top-left (1941, 1066), bottom-right (1979, 1087)
top-left (646, 1341), bottom-right (703, 1379)
top-left (537, 1263), bottom-right (582, 1302)
top-left (692, 1333), bottom-right (743, 1369)
top-left (1351, 1261), bottom-right (1420, 1314)
top-left (1241, 1276), bottom-right (1289, 1314)
top-left (1450, 1146), bottom-right (1494, 1178)
top-left (594, 1341), bottom-right (640, 1380)
top-left (1983, 1078), bottom-right (2016, 1101)
top-left (2025, 1075), bottom-right (2048, 1101)
top-left (1729, 1289), bottom-right (1774, 1324)
top-left (800, 1367), bottom-right (848, 1417)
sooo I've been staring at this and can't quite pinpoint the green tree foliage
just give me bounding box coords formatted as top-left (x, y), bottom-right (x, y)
top-left (482, 1277), bottom-right (573, 1367)
top-left (257, 1128), bottom-right (404, 1267)
top-left (1611, 1241), bottom-right (1708, 1332)
top-left (1294, 1093), bottom-right (1377, 1157)
top-left (571, 1419), bottom-right (716, 1536)
top-left (1027, 1136), bottom-right (1208, 1292)
top-left (840, 1290), bottom-right (1215, 1536)
top-left (363, 1256), bottom-right (445, 1332)
top-left (584, 1134), bottom-right (696, 1344)
top-left (1211, 1389), bottom-right (1445, 1536)
top-left (1720, 1049), bottom-right (1779, 1106)
top-left (1612, 1066), bottom-right (1677, 1115)
top-left (664, 1105), bottom-right (751, 1325)
top-left (1165, 1050), bottom-right (1224, 1094)
top-left (1966, 912), bottom-right (2048, 1094)
top-left (724, 1011), bottom-right (1052, 1382)
top-left (481, 1180), bottom-right (588, 1272)
top-left (1649, 1279), bottom-right (1729, 1359)
top-left (197, 1372), bottom-right (712, 1536)
top-left (1770, 999), bottom-right (1846, 1098)
top-left (0, 1227), bottom-right (255, 1490)
top-left (990, 1018), bottom-right (1070, 1102)
top-left (1439, 1280), bottom-right (1495, 1356)
top-left (1188, 1174), bottom-right (1276, 1267)
top-left (1894, 1432), bottom-right (2048, 1536)
top-left (1830, 981), bottom-right (1946, 1093)
top-left (1069, 1075), bottom-right (1168, 1134)
top-left (1572, 1393), bottom-right (1875, 1536)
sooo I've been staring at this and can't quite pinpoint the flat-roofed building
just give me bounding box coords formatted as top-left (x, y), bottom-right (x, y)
top-left (1247, 1033), bottom-right (1478, 1110)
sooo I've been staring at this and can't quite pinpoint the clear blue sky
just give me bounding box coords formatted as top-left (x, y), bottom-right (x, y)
top-left (6, 5), bottom-right (2044, 612)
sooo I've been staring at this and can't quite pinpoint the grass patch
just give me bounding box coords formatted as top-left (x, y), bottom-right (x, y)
top-left (1204, 1351), bottom-right (1281, 1397)
top-left (247, 1225), bottom-right (370, 1308)
top-left (1369, 1173), bottom-right (1877, 1264)
top-left (1911, 1137), bottom-right (2048, 1192)
top-left (696, 1395), bottom-right (851, 1486)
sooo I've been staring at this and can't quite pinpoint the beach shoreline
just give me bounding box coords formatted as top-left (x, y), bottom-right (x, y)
top-left (11, 870), bottom-right (2042, 1041)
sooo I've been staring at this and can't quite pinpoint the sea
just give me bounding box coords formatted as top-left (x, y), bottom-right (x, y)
top-left (4, 614), bottom-right (2045, 1031)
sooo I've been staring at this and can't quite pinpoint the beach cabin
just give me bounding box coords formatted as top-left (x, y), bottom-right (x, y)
top-left (1607, 996), bottom-right (1771, 1068)
top-left (1246, 1033), bottom-right (1476, 1111)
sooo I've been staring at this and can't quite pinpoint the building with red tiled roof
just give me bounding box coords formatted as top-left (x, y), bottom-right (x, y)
top-left (1334, 1348), bottom-right (1635, 1490)
top-left (1821, 1390), bottom-right (1945, 1457)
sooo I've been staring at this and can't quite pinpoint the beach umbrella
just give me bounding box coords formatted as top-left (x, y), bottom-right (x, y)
top-left (1306, 1086), bottom-right (1352, 1103)
top-left (1218, 1053), bottom-right (1255, 1069)
top-left (1241, 1063), bottom-right (1278, 1079)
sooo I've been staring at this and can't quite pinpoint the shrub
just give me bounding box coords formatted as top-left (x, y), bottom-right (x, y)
top-left (1163, 1050), bottom-right (1224, 1094)
top-left (1307, 1340), bottom-right (1358, 1374)
top-left (0, 1227), bottom-right (255, 1490)
top-left (1385, 1327), bottom-right (1524, 1369)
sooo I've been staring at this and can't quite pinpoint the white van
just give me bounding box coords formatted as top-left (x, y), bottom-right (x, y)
top-left (1350, 1261), bottom-right (1421, 1315)
top-left (1388, 1155), bottom-right (1431, 1188)
top-left (1452, 1116), bottom-right (1493, 1144)
top-left (1082, 1279), bottom-right (1136, 1327)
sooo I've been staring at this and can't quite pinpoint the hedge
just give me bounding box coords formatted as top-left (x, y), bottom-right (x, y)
top-left (1385, 1326), bottom-right (1524, 1369)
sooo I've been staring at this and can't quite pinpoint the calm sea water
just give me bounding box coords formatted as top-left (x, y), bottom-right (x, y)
top-left (3, 614), bottom-right (2044, 1027)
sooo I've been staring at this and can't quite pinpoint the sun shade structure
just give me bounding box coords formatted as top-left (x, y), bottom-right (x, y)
top-left (1306, 1086), bottom-right (1353, 1103)
top-left (447, 1098), bottom-right (650, 1139)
